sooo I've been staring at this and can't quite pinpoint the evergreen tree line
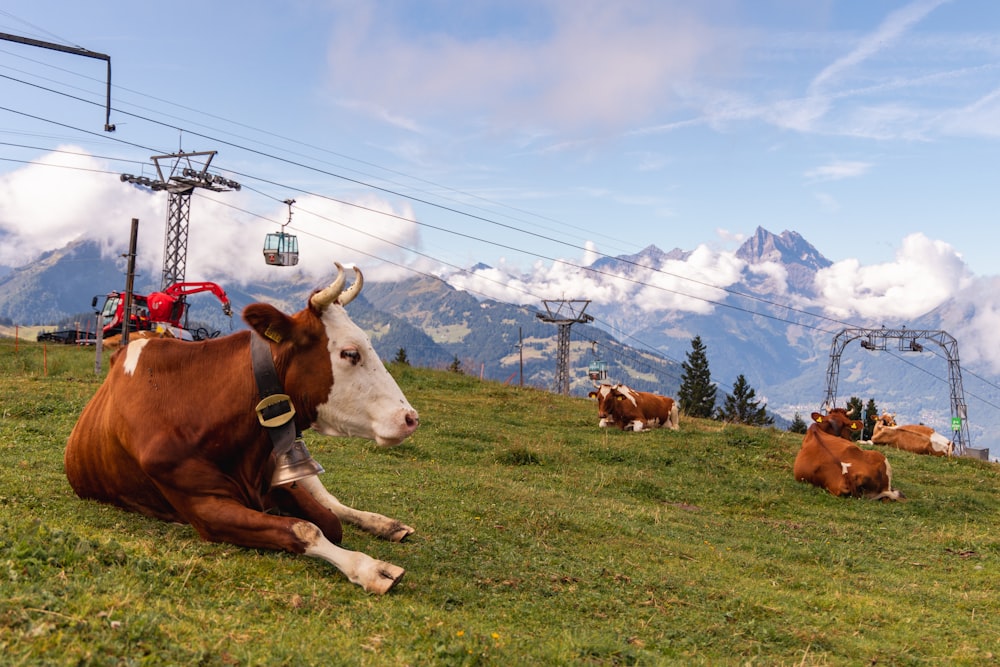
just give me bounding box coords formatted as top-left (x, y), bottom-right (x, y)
top-left (677, 335), bottom-right (772, 427)
top-left (678, 335), bottom-right (882, 434)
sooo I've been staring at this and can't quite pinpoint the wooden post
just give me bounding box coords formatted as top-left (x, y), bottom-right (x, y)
top-left (121, 218), bottom-right (139, 347)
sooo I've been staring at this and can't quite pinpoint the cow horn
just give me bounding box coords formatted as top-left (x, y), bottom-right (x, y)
top-left (338, 265), bottom-right (363, 306)
top-left (310, 263), bottom-right (347, 310)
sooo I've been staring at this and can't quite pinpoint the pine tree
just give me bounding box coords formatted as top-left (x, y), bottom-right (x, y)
top-left (789, 412), bottom-right (808, 434)
top-left (716, 374), bottom-right (774, 426)
top-left (863, 397), bottom-right (880, 440)
top-left (678, 335), bottom-right (716, 418)
top-left (393, 347), bottom-right (410, 365)
top-left (447, 355), bottom-right (464, 374)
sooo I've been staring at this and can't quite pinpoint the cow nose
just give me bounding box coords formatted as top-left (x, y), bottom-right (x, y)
top-left (404, 410), bottom-right (419, 429)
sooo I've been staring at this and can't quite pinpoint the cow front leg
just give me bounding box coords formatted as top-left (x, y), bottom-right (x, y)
top-left (297, 475), bottom-right (414, 542)
top-left (165, 492), bottom-right (403, 594)
top-left (293, 522), bottom-right (404, 594)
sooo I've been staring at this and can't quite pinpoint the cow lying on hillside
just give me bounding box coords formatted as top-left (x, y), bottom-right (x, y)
top-left (793, 408), bottom-right (903, 500)
top-left (870, 413), bottom-right (954, 457)
top-left (588, 384), bottom-right (679, 432)
top-left (65, 264), bottom-right (420, 594)
top-left (588, 383), bottom-right (621, 428)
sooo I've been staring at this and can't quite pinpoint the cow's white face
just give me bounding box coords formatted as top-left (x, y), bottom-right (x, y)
top-left (312, 305), bottom-right (419, 446)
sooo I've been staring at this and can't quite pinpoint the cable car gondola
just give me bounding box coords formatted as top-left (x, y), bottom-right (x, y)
top-left (264, 199), bottom-right (299, 266)
top-left (588, 359), bottom-right (608, 382)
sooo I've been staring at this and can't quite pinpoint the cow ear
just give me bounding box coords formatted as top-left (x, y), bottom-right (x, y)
top-left (244, 304), bottom-right (294, 344)
top-left (851, 420), bottom-right (863, 431)
top-left (811, 412), bottom-right (823, 423)
top-left (588, 391), bottom-right (597, 399)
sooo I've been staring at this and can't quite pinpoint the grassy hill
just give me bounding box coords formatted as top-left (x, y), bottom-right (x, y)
top-left (2, 340), bottom-right (998, 665)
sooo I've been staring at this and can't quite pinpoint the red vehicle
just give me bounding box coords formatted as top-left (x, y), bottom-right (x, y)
top-left (96, 281), bottom-right (232, 341)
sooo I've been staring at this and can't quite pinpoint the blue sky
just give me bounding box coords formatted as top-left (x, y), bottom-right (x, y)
top-left (2, 1), bottom-right (1000, 360)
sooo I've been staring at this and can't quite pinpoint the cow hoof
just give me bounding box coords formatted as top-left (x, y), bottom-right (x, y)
top-left (387, 523), bottom-right (415, 543)
top-left (365, 562), bottom-right (405, 594)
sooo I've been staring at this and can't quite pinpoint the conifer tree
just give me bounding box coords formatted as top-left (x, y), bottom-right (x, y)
top-left (678, 335), bottom-right (716, 418)
top-left (393, 347), bottom-right (410, 365)
top-left (716, 374), bottom-right (774, 426)
top-left (789, 412), bottom-right (808, 434)
top-left (863, 397), bottom-right (880, 440)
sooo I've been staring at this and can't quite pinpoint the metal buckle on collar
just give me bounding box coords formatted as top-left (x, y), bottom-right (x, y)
top-left (255, 393), bottom-right (295, 428)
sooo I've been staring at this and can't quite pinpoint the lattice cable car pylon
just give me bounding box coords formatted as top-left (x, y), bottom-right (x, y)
top-left (822, 327), bottom-right (972, 455)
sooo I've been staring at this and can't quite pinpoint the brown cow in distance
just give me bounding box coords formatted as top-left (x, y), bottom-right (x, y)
top-left (870, 413), bottom-right (954, 457)
top-left (793, 408), bottom-right (902, 500)
top-left (590, 384), bottom-right (679, 432)
top-left (65, 264), bottom-right (420, 594)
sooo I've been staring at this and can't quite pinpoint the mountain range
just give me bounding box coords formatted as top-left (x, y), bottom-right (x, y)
top-left (2, 227), bottom-right (997, 451)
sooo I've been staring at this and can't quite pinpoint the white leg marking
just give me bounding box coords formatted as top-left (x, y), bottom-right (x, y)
top-left (293, 522), bottom-right (403, 594)
top-left (297, 475), bottom-right (414, 542)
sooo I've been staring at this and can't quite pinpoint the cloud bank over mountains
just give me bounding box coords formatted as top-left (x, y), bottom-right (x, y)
top-left (1, 148), bottom-right (996, 374)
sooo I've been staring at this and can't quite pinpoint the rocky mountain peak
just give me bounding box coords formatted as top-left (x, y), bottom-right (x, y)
top-left (736, 227), bottom-right (831, 295)
top-left (736, 227), bottom-right (831, 271)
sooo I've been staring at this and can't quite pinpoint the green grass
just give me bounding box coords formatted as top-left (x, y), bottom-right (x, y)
top-left (2, 340), bottom-right (999, 665)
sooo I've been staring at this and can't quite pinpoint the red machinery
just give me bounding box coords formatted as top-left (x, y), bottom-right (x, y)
top-left (97, 281), bottom-right (232, 341)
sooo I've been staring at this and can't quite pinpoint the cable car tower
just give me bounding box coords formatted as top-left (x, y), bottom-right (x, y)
top-left (536, 299), bottom-right (593, 395)
top-left (822, 327), bottom-right (971, 455)
top-left (121, 150), bottom-right (241, 289)
top-left (264, 199), bottom-right (299, 266)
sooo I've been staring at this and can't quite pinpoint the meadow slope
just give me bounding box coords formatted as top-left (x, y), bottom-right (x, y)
top-left (1, 341), bottom-right (999, 666)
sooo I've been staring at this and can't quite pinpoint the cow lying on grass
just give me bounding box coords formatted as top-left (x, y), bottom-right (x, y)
top-left (65, 264), bottom-right (420, 594)
top-left (589, 383), bottom-right (679, 432)
top-left (870, 413), bottom-right (954, 457)
top-left (793, 408), bottom-right (903, 500)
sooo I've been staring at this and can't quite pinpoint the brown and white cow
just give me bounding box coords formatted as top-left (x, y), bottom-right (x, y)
top-left (870, 413), bottom-right (953, 456)
top-left (793, 408), bottom-right (902, 500)
top-left (590, 384), bottom-right (679, 432)
top-left (588, 383), bottom-right (622, 428)
top-left (65, 264), bottom-right (420, 594)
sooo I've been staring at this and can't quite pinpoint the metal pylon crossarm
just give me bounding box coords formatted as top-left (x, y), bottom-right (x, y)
top-left (822, 327), bottom-right (971, 454)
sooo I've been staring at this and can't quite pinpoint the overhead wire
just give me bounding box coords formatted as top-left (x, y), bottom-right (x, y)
top-left (3, 59), bottom-right (1000, 408)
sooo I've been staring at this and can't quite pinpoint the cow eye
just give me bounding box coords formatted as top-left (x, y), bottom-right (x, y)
top-left (341, 349), bottom-right (361, 365)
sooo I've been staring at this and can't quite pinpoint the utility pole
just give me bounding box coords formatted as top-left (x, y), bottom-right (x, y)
top-left (120, 218), bottom-right (140, 348)
top-left (536, 299), bottom-right (593, 395)
top-left (121, 151), bottom-right (240, 292)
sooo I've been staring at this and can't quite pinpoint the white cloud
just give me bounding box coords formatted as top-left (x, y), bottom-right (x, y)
top-left (948, 277), bottom-right (1000, 373)
top-left (324, 1), bottom-right (718, 133)
top-left (813, 233), bottom-right (971, 320)
top-left (0, 149), bottom-right (422, 288)
top-left (804, 160), bottom-right (872, 182)
top-left (448, 242), bottom-right (747, 316)
top-left (0, 147), bottom-right (159, 268)
top-left (809, 0), bottom-right (951, 94)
